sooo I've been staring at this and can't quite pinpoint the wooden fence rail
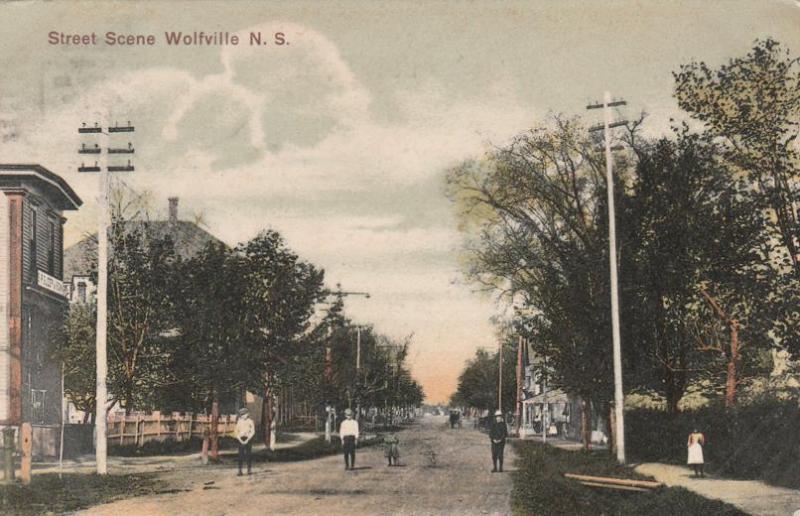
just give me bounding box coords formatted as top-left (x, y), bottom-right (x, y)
top-left (107, 411), bottom-right (237, 447)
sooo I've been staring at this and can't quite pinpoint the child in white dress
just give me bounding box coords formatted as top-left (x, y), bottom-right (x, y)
top-left (687, 429), bottom-right (705, 478)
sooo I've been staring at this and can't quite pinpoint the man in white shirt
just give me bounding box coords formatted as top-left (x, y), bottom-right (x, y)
top-left (339, 408), bottom-right (359, 470)
top-left (236, 407), bottom-right (255, 476)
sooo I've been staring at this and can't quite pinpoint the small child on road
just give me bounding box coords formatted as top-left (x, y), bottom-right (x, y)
top-left (384, 433), bottom-right (400, 466)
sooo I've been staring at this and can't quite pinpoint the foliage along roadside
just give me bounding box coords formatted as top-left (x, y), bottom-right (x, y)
top-left (446, 39), bottom-right (800, 448)
top-left (0, 472), bottom-right (161, 516)
top-left (511, 441), bottom-right (746, 516)
top-left (627, 400), bottom-right (800, 489)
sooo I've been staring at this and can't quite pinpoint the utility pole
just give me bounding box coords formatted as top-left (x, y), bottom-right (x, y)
top-left (587, 92), bottom-right (627, 463)
top-left (515, 336), bottom-right (524, 437)
top-left (320, 284), bottom-right (370, 441)
top-left (78, 120), bottom-right (135, 474)
top-left (498, 340), bottom-right (503, 412)
top-left (542, 354), bottom-right (547, 444)
top-left (355, 325), bottom-right (362, 421)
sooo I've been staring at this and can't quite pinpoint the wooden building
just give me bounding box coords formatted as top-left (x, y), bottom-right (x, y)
top-left (0, 164), bottom-right (81, 456)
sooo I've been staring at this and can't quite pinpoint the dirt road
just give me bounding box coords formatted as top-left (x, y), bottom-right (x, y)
top-left (79, 415), bottom-right (515, 516)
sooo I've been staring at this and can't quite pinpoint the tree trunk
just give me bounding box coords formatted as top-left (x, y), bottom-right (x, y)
top-left (725, 321), bottom-right (740, 408)
top-left (210, 399), bottom-right (219, 461)
top-left (123, 389), bottom-right (133, 415)
top-left (608, 403), bottom-right (615, 456)
top-left (263, 386), bottom-right (274, 449)
top-left (664, 366), bottom-right (681, 416)
top-left (581, 399), bottom-right (591, 451)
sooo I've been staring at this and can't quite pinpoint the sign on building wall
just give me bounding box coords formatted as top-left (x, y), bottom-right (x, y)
top-left (37, 270), bottom-right (67, 297)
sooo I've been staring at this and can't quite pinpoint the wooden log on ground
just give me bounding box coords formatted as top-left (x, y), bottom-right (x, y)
top-left (579, 481), bottom-right (651, 492)
top-left (564, 473), bottom-right (662, 490)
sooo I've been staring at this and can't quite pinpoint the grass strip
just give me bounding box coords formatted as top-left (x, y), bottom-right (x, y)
top-left (511, 441), bottom-right (746, 516)
top-left (0, 472), bottom-right (161, 516)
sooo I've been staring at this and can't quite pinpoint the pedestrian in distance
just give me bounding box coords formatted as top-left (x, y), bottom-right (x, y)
top-left (687, 428), bottom-right (705, 478)
top-left (384, 433), bottom-right (400, 466)
top-left (489, 410), bottom-right (508, 473)
top-left (236, 407), bottom-right (255, 476)
top-left (340, 408), bottom-right (359, 470)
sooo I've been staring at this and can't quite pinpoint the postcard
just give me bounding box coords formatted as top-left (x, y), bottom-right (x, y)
top-left (0, 1), bottom-right (799, 515)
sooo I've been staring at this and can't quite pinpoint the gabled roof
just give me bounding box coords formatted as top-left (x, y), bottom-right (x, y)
top-left (0, 164), bottom-right (82, 210)
top-left (64, 220), bottom-right (225, 280)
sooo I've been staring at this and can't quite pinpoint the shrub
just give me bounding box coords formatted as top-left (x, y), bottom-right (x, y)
top-left (109, 436), bottom-right (238, 457)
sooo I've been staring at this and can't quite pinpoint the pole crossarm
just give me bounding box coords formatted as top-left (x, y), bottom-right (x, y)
top-left (587, 100), bottom-right (627, 109)
top-left (589, 120), bottom-right (628, 132)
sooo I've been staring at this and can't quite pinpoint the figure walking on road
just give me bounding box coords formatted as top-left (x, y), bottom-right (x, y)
top-left (687, 428), bottom-right (705, 478)
top-left (489, 410), bottom-right (508, 473)
top-left (340, 408), bottom-right (359, 470)
top-left (384, 433), bottom-right (400, 466)
top-left (236, 407), bottom-right (255, 476)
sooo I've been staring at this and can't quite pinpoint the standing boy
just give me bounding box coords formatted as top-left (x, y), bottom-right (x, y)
top-left (340, 408), bottom-right (359, 470)
top-left (236, 407), bottom-right (255, 476)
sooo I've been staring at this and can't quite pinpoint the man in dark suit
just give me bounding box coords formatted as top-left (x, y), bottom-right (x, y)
top-left (489, 410), bottom-right (508, 472)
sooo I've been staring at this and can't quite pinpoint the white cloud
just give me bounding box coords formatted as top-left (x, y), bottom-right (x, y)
top-left (5, 21), bottom-right (538, 403)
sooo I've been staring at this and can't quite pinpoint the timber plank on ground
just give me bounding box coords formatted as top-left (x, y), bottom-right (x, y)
top-left (564, 472), bottom-right (663, 490)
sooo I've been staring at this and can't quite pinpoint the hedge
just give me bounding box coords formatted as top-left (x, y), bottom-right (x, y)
top-left (511, 441), bottom-right (745, 515)
top-left (626, 399), bottom-right (800, 488)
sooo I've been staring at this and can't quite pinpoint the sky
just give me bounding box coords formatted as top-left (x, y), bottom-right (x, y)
top-left (1, 0), bottom-right (799, 403)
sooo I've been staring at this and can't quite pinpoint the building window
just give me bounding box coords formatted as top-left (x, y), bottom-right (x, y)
top-left (29, 208), bottom-right (37, 282)
top-left (48, 221), bottom-right (55, 275)
top-left (31, 389), bottom-right (47, 424)
top-left (77, 282), bottom-right (87, 303)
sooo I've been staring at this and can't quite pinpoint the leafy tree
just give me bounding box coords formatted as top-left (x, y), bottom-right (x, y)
top-left (619, 131), bottom-right (771, 412)
top-left (106, 219), bottom-right (178, 412)
top-left (453, 346), bottom-right (515, 414)
top-left (674, 39), bottom-right (800, 358)
top-left (446, 116), bottom-right (617, 411)
top-left (58, 303), bottom-right (97, 423)
top-left (675, 38), bottom-right (800, 274)
top-left (236, 230), bottom-right (326, 445)
top-left (446, 110), bottom-right (786, 419)
top-left (166, 242), bottom-right (249, 412)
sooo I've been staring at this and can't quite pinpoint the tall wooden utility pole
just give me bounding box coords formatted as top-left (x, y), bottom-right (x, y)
top-left (355, 325), bottom-right (362, 420)
top-left (78, 121), bottom-right (135, 474)
top-left (515, 336), bottom-right (524, 436)
top-left (320, 285), bottom-right (370, 441)
top-left (542, 354), bottom-right (547, 444)
top-left (498, 340), bottom-right (503, 412)
top-left (587, 93), bottom-right (627, 463)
